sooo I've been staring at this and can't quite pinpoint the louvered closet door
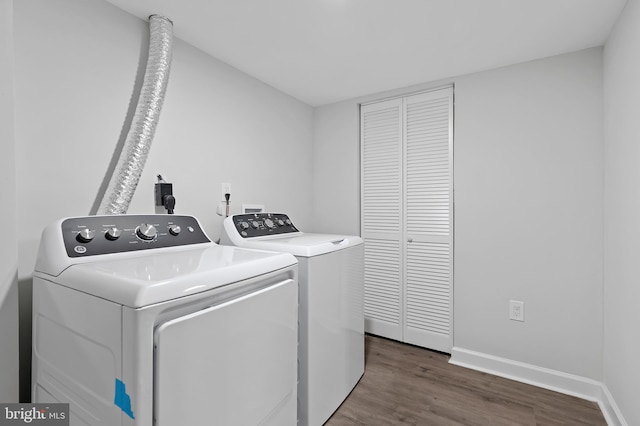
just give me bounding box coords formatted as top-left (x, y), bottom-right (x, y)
top-left (361, 87), bottom-right (453, 353)
top-left (403, 89), bottom-right (453, 352)
top-left (361, 98), bottom-right (403, 340)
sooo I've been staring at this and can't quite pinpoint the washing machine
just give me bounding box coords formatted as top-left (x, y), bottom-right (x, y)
top-left (220, 213), bottom-right (364, 426)
top-left (32, 214), bottom-right (298, 426)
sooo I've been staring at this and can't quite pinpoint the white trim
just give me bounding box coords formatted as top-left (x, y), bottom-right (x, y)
top-left (598, 384), bottom-right (628, 426)
top-left (359, 83), bottom-right (454, 107)
top-left (449, 347), bottom-right (627, 426)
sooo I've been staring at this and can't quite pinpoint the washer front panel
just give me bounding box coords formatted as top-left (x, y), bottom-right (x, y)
top-left (153, 278), bottom-right (298, 425)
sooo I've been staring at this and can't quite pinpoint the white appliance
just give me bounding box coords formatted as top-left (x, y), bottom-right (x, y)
top-left (32, 214), bottom-right (298, 426)
top-left (220, 213), bottom-right (364, 426)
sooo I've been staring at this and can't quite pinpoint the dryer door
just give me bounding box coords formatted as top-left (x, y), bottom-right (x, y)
top-left (153, 278), bottom-right (297, 425)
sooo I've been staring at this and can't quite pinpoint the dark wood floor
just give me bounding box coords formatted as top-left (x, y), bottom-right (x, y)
top-left (326, 335), bottom-right (606, 426)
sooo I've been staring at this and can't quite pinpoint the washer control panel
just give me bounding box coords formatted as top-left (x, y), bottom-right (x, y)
top-left (62, 215), bottom-right (210, 257)
top-left (230, 213), bottom-right (299, 238)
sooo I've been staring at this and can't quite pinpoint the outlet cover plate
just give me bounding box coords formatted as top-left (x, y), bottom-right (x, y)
top-left (509, 300), bottom-right (525, 322)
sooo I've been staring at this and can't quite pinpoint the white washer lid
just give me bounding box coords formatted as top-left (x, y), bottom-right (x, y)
top-left (232, 233), bottom-right (363, 257)
top-left (35, 244), bottom-right (296, 308)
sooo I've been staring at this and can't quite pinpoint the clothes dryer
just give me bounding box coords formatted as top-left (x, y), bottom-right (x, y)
top-left (32, 214), bottom-right (298, 426)
top-left (220, 213), bottom-right (364, 426)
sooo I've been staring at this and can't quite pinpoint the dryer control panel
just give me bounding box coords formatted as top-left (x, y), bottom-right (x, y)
top-left (230, 213), bottom-right (299, 238)
top-left (61, 215), bottom-right (211, 257)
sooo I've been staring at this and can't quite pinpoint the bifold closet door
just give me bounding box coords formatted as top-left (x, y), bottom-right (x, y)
top-left (361, 87), bottom-right (453, 353)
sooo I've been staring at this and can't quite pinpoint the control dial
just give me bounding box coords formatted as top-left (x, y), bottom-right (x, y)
top-left (76, 228), bottom-right (95, 243)
top-left (105, 227), bottom-right (122, 241)
top-left (251, 220), bottom-right (260, 229)
top-left (136, 224), bottom-right (157, 241)
top-left (239, 221), bottom-right (250, 230)
top-left (169, 225), bottom-right (181, 236)
top-left (264, 218), bottom-right (275, 229)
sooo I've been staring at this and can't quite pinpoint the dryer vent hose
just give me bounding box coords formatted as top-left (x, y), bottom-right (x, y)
top-left (97, 15), bottom-right (173, 215)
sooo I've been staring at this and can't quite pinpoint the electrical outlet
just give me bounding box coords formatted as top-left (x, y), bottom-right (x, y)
top-left (221, 182), bottom-right (231, 201)
top-left (509, 300), bottom-right (525, 322)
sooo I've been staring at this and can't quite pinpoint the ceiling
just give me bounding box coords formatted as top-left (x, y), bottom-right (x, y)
top-left (103, 0), bottom-right (627, 107)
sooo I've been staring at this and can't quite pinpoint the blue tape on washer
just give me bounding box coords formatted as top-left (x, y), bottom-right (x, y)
top-left (114, 378), bottom-right (135, 419)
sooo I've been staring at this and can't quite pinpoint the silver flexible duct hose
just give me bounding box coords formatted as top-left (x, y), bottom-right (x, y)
top-left (97, 15), bottom-right (173, 215)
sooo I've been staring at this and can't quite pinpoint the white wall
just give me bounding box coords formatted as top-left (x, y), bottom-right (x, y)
top-left (603, 0), bottom-right (640, 424)
top-left (13, 0), bottom-right (313, 400)
top-left (313, 48), bottom-right (604, 380)
top-left (0, 0), bottom-right (19, 403)
top-left (454, 48), bottom-right (603, 380)
top-left (311, 103), bottom-right (360, 235)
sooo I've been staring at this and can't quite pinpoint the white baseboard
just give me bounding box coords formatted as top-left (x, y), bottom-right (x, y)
top-left (598, 384), bottom-right (628, 426)
top-left (449, 347), bottom-right (627, 426)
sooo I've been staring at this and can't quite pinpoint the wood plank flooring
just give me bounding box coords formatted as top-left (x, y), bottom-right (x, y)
top-left (326, 335), bottom-right (606, 426)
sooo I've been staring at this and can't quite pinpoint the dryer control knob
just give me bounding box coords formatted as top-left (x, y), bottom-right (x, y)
top-left (251, 220), bottom-right (260, 229)
top-left (136, 224), bottom-right (157, 241)
top-left (105, 227), bottom-right (122, 241)
top-left (277, 219), bottom-right (285, 226)
top-left (76, 228), bottom-right (95, 243)
top-left (264, 218), bottom-right (275, 228)
top-left (169, 225), bottom-right (181, 236)
top-left (239, 221), bottom-right (250, 230)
